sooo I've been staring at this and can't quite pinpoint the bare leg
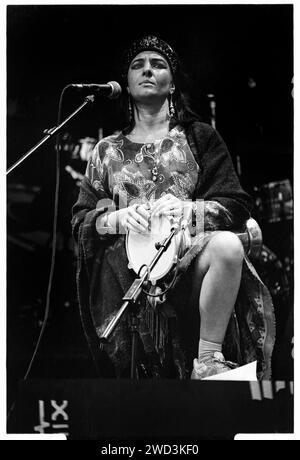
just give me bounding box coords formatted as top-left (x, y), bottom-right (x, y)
top-left (192, 231), bottom-right (244, 347)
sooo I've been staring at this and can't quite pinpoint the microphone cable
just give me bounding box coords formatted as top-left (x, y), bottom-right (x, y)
top-left (7, 85), bottom-right (70, 424)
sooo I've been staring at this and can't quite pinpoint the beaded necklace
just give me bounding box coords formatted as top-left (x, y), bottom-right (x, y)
top-left (142, 142), bottom-right (160, 182)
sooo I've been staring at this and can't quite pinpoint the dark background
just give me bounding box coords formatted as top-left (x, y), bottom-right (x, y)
top-left (7, 4), bottom-right (293, 184)
top-left (6, 3), bottom-right (294, 426)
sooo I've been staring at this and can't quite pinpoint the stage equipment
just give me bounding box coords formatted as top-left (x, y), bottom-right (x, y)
top-left (7, 95), bottom-right (96, 175)
top-left (254, 244), bottom-right (291, 337)
top-left (7, 81), bottom-right (120, 175)
top-left (253, 179), bottom-right (293, 224)
top-left (15, 378), bottom-right (294, 439)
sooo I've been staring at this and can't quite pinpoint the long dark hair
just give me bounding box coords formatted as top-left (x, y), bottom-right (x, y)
top-left (119, 65), bottom-right (201, 135)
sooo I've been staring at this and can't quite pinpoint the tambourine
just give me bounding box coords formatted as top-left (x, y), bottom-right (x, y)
top-left (126, 214), bottom-right (189, 282)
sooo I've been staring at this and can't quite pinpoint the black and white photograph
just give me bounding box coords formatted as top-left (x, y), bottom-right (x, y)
top-left (5, 2), bottom-right (295, 441)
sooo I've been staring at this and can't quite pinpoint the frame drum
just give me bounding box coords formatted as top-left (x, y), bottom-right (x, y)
top-left (126, 215), bottom-right (185, 282)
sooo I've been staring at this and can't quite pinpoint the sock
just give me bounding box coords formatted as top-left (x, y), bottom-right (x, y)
top-left (198, 338), bottom-right (222, 360)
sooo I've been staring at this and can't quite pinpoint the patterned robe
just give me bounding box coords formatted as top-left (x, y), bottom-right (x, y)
top-left (72, 121), bottom-right (275, 379)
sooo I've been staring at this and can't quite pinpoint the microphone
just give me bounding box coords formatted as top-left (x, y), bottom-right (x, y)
top-left (70, 81), bottom-right (122, 99)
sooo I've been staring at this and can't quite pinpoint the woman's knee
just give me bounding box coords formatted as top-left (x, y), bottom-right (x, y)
top-left (208, 231), bottom-right (244, 267)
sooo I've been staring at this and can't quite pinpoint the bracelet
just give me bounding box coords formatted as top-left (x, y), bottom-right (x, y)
top-left (192, 200), bottom-right (205, 232)
top-left (97, 213), bottom-right (113, 234)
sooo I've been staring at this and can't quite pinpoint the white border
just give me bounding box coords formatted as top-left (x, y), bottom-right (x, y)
top-left (1, 0), bottom-right (298, 441)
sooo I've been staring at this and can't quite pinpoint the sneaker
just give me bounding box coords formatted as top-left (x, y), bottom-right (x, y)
top-left (191, 352), bottom-right (239, 380)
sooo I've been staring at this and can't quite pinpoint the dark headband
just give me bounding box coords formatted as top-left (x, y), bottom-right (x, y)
top-left (122, 35), bottom-right (179, 78)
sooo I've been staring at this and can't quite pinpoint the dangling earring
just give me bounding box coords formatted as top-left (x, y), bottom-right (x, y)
top-left (169, 91), bottom-right (175, 118)
top-left (128, 98), bottom-right (133, 121)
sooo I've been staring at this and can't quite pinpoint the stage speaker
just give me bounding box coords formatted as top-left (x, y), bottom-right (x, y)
top-left (12, 378), bottom-right (293, 440)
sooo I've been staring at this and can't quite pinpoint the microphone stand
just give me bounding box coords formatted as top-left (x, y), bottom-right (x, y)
top-left (7, 95), bottom-right (95, 175)
top-left (100, 226), bottom-right (178, 379)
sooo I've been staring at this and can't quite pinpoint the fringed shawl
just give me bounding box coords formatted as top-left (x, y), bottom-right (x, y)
top-left (72, 122), bottom-right (275, 379)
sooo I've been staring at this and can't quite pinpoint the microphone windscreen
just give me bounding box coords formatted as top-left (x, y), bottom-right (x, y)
top-left (108, 81), bottom-right (122, 99)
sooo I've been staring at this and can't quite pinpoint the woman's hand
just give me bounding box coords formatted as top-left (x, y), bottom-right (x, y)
top-left (151, 194), bottom-right (183, 219)
top-left (121, 203), bottom-right (151, 233)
